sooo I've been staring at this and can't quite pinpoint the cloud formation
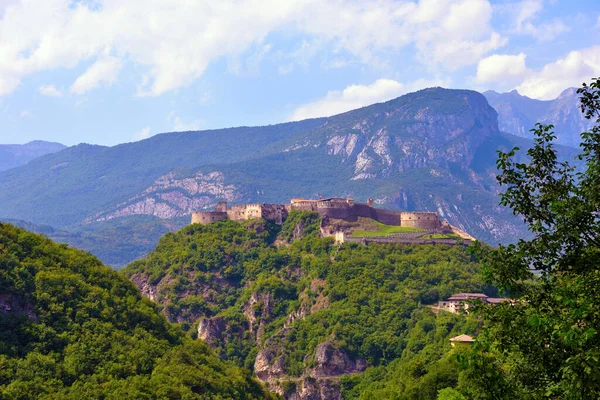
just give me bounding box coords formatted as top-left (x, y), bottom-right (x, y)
top-left (516, 46), bottom-right (600, 100)
top-left (70, 56), bottom-right (122, 94)
top-left (167, 112), bottom-right (204, 132)
top-left (0, 0), bottom-right (502, 97)
top-left (39, 84), bottom-right (63, 97)
top-left (290, 77), bottom-right (449, 120)
top-left (511, 0), bottom-right (569, 41)
top-left (134, 127), bottom-right (151, 140)
top-left (474, 53), bottom-right (532, 87)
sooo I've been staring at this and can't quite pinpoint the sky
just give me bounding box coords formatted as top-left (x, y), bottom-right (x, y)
top-left (0, 0), bottom-right (599, 146)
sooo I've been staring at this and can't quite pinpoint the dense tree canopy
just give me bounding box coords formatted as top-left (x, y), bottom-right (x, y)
top-left (0, 222), bottom-right (274, 399)
top-left (460, 78), bottom-right (600, 399)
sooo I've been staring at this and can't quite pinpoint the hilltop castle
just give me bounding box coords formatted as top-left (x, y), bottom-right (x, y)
top-left (191, 197), bottom-right (442, 230)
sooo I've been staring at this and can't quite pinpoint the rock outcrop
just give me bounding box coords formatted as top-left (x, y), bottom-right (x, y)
top-left (87, 171), bottom-right (244, 222)
top-left (0, 293), bottom-right (37, 320)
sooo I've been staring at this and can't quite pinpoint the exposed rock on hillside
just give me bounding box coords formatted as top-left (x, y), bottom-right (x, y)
top-left (0, 293), bottom-right (37, 320)
top-left (87, 171), bottom-right (243, 222)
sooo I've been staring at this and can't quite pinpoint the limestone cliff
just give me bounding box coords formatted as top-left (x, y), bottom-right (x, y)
top-left (86, 171), bottom-right (244, 222)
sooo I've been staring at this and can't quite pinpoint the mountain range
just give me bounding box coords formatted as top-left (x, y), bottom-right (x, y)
top-left (0, 87), bottom-right (584, 267)
top-left (483, 87), bottom-right (591, 147)
top-left (0, 140), bottom-right (66, 172)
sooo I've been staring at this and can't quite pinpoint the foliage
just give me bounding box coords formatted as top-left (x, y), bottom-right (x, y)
top-left (460, 77), bottom-right (600, 399)
top-left (123, 211), bottom-right (493, 398)
top-left (340, 310), bottom-right (478, 399)
top-left (0, 222), bottom-right (273, 399)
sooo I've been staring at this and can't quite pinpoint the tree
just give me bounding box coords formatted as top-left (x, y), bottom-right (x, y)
top-left (460, 78), bottom-right (600, 399)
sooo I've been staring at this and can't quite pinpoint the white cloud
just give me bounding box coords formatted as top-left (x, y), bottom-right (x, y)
top-left (474, 53), bottom-right (532, 87)
top-left (70, 56), bottom-right (122, 94)
top-left (516, 46), bottom-right (600, 100)
top-left (289, 77), bottom-right (450, 121)
top-left (134, 127), bottom-right (151, 140)
top-left (596, 15), bottom-right (600, 29)
top-left (0, 0), bottom-right (502, 97)
top-left (39, 84), bottom-right (62, 97)
top-left (167, 112), bottom-right (204, 132)
top-left (19, 110), bottom-right (31, 118)
top-left (512, 0), bottom-right (569, 41)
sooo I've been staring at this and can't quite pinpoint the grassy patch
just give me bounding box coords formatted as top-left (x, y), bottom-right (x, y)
top-left (351, 220), bottom-right (424, 237)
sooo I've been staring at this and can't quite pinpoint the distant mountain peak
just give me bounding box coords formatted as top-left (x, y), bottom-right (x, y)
top-left (0, 141), bottom-right (67, 172)
top-left (558, 87), bottom-right (578, 99)
top-left (483, 87), bottom-right (590, 147)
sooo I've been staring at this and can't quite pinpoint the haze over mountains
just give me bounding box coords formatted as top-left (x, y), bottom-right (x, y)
top-left (0, 140), bottom-right (66, 172)
top-left (484, 87), bottom-right (591, 148)
top-left (0, 87), bottom-right (585, 267)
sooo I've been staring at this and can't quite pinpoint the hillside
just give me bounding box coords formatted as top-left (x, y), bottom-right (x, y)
top-left (122, 213), bottom-right (489, 399)
top-left (0, 222), bottom-right (274, 399)
top-left (0, 140), bottom-right (66, 172)
top-left (0, 87), bottom-right (584, 266)
top-left (484, 88), bottom-right (591, 147)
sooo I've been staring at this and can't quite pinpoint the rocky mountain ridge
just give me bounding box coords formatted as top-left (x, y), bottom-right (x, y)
top-left (0, 87), bottom-right (585, 265)
top-left (484, 87), bottom-right (591, 147)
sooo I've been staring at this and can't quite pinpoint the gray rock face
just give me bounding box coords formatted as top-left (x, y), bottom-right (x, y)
top-left (305, 88), bottom-right (500, 180)
top-left (197, 317), bottom-right (227, 342)
top-left (0, 293), bottom-right (37, 320)
top-left (310, 342), bottom-right (366, 378)
top-left (86, 171), bottom-right (242, 222)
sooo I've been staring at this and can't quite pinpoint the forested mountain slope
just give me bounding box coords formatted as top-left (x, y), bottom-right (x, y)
top-left (123, 212), bottom-right (488, 399)
top-left (0, 222), bottom-right (274, 399)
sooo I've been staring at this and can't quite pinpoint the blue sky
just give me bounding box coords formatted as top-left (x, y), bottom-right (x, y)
top-left (0, 0), bottom-right (599, 146)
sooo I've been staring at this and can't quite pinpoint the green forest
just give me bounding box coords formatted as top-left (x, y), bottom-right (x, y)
top-left (0, 222), bottom-right (274, 399)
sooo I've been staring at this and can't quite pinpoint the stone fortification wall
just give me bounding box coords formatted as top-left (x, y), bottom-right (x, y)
top-left (375, 209), bottom-right (402, 226)
top-left (352, 203), bottom-right (378, 220)
top-left (400, 212), bottom-right (441, 229)
top-left (228, 204), bottom-right (262, 222)
top-left (260, 204), bottom-right (289, 225)
top-left (191, 199), bottom-right (447, 234)
top-left (191, 211), bottom-right (228, 225)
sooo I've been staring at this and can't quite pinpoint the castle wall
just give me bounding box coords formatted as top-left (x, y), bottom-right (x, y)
top-left (190, 199), bottom-right (447, 234)
top-left (228, 205), bottom-right (249, 221)
top-left (191, 211), bottom-right (228, 225)
top-left (375, 209), bottom-right (402, 226)
top-left (400, 212), bottom-right (441, 229)
top-left (352, 203), bottom-right (378, 219)
top-left (261, 204), bottom-right (288, 225)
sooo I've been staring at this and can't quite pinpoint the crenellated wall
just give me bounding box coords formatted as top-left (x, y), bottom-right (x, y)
top-left (191, 198), bottom-right (443, 231)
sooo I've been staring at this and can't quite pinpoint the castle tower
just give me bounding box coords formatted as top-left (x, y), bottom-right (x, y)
top-left (215, 201), bottom-right (227, 213)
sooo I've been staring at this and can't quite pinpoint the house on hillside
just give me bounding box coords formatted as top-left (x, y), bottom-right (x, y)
top-left (450, 334), bottom-right (475, 348)
top-left (438, 293), bottom-right (507, 314)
